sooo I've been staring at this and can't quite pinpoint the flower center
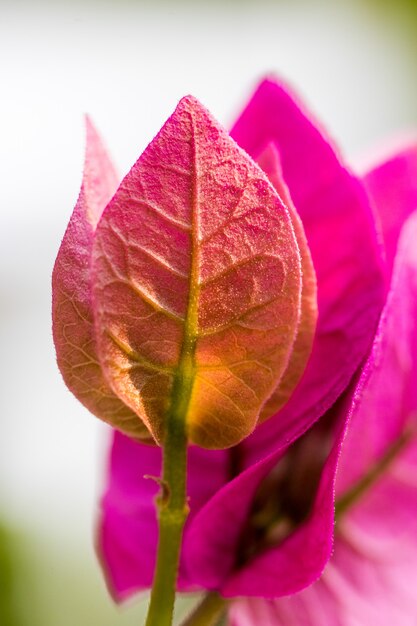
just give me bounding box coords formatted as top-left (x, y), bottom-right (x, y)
top-left (235, 427), bottom-right (332, 567)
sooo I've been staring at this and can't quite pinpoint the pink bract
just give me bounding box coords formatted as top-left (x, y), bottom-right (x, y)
top-left (90, 95), bottom-right (304, 448)
top-left (54, 93), bottom-right (324, 450)
top-left (52, 119), bottom-right (152, 442)
top-left (97, 78), bottom-right (387, 602)
top-left (256, 143), bottom-right (317, 421)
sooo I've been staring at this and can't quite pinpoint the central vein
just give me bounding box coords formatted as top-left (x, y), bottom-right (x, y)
top-left (145, 113), bottom-right (201, 626)
top-left (166, 111), bottom-right (200, 446)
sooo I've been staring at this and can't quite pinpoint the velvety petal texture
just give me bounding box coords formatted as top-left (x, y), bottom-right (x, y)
top-left (231, 78), bottom-right (385, 463)
top-left (230, 205), bottom-right (417, 623)
top-left (336, 207), bottom-right (417, 497)
top-left (91, 95), bottom-right (304, 448)
top-left (52, 119), bottom-right (152, 442)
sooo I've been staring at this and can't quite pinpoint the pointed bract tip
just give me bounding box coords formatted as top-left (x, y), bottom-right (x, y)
top-left (169, 95), bottom-right (223, 135)
top-left (259, 73), bottom-right (280, 87)
top-left (175, 94), bottom-right (206, 115)
top-left (84, 113), bottom-right (101, 145)
top-left (254, 74), bottom-right (294, 98)
top-left (84, 112), bottom-right (93, 128)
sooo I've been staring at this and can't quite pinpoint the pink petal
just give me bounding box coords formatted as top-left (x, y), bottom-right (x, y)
top-left (363, 143), bottom-right (417, 278)
top-left (184, 391), bottom-right (352, 597)
top-left (230, 462), bottom-right (417, 626)
top-left (98, 432), bottom-right (230, 600)
top-left (91, 95), bottom-right (303, 448)
top-left (230, 589), bottom-right (342, 626)
top-left (98, 434), bottom-right (161, 600)
top-left (231, 209), bottom-right (417, 625)
top-left (337, 209), bottom-right (417, 496)
top-left (183, 445), bottom-right (288, 592)
top-left (52, 119), bottom-right (152, 441)
top-left (221, 427), bottom-right (342, 597)
top-left (231, 78), bottom-right (385, 464)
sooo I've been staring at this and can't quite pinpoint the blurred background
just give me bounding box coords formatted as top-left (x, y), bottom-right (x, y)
top-left (0, 0), bottom-right (416, 623)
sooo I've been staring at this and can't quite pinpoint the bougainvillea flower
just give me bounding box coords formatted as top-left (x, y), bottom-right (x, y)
top-left (54, 93), bottom-right (320, 449)
top-left (229, 145), bottom-right (417, 625)
top-left (97, 78), bottom-right (387, 600)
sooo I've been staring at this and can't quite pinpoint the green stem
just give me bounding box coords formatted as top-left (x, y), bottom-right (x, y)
top-left (145, 108), bottom-right (201, 626)
top-left (145, 415), bottom-right (189, 626)
top-left (180, 592), bottom-right (227, 626)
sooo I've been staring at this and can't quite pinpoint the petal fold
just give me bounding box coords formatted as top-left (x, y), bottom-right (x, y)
top-left (184, 393), bottom-right (351, 597)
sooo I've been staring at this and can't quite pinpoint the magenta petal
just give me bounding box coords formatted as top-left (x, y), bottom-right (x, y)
top-left (98, 432), bottom-right (230, 600)
top-left (98, 433), bottom-right (161, 600)
top-left (185, 393), bottom-right (351, 598)
top-left (228, 211), bottom-right (417, 624)
top-left (231, 78), bottom-right (385, 463)
top-left (331, 451), bottom-right (417, 625)
top-left (221, 420), bottom-right (345, 597)
top-left (337, 210), bottom-right (417, 496)
top-left (363, 143), bottom-right (417, 278)
top-left (184, 446), bottom-right (288, 592)
top-left (230, 440), bottom-right (417, 626)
